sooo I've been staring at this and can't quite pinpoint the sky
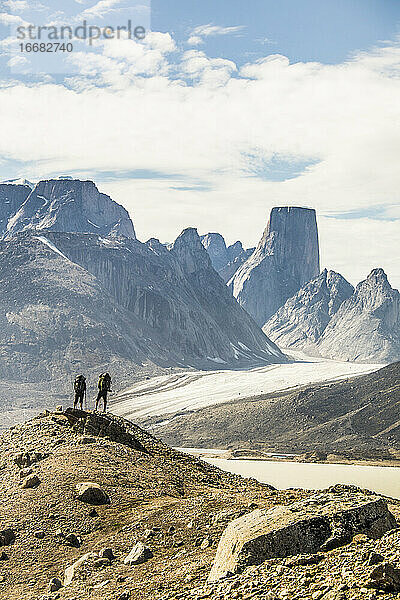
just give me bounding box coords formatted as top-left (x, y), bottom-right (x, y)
top-left (0, 0), bottom-right (399, 289)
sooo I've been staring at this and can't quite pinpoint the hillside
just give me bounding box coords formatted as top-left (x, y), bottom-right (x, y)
top-left (1, 409), bottom-right (400, 600)
top-left (0, 408), bottom-right (299, 600)
top-left (154, 362), bottom-right (400, 461)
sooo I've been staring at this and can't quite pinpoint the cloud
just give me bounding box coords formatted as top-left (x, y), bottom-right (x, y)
top-left (0, 35), bottom-right (399, 287)
top-left (187, 23), bottom-right (245, 46)
top-left (2, 1), bottom-right (29, 12)
top-left (180, 50), bottom-right (237, 85)
top-left (80, 0), bottom-right (124, 19)
top-left (0, 12), bottom-right (29, 26)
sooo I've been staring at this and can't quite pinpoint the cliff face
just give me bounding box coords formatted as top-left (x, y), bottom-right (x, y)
top-left (0, 234), bottom-right (171, 383)
top-left (0, 183), bottom-right (31, 234)
top-left (263, 269), bottom-right (354, 350)
top-left (45, 228), bottom-right (285, 368)
top-left (317, 269), bottom-right (400, 363)
top-left (2, 179), bottom-right (136, 239)
top-left (230, 207), bottom-right (320, 325)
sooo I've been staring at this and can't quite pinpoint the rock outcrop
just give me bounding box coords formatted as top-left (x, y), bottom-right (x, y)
top-left (209, 491), bottom-right (397, 582)
top-left (2, 178), bottom-right (136, 239)
top-left (263, 269), bottom-right (354, 350)
top-left (317, 269), bottom-right (400, 363)
top-left (230, 207), bottom-right (320, 325)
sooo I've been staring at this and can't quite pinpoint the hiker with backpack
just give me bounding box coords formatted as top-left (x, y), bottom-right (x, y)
top-left (95, 372), bottom-right (112, 413)
top-left (73, 375), bottom-right (86, 409)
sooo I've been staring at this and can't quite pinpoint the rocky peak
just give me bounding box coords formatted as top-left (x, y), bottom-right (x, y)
top-left (348, 268), bottom-right (398, 315)
top-left (200, 233), bottom-right (250, 280)
top-left (200, 232), bottom-right (229, 272)
top-left (258, 207), bottom-right (320, 274)
top-left (3, 178), bottom-right (136, 239)
top-left (227, 240), bottom-right (243, 261)
top-left (316, 268), bottom-right (400, 362)
top-left (230, 206), bottom-right (320, 325)
top-left (263, 268), bottom-right (354, 349)
top-left (172, 227), bottom-right (212, 275)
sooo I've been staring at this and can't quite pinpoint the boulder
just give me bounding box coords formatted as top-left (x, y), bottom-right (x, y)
top-left (124, 542), bottom-right (153, 565)
top-left (208, 492), bottom-right (397, 582)
top-left (75, 482), bottom-right (110, 505)
top-left (34, 531), bottom-right (45, 539)
top-left (0, 529), bottom-right (15, 546)
top-left (48, 577), bottom-right (62, 592)
top-left (21, 474), bottom-right (41, 489)
top-left (99, 548), bottom-right (115, 560)
top-left (93, 558), bottom-right (110, 568)
top-left (64, 552), bottom-right (98, 586)
top-left (65, 533), bottom-right (81, 547)
top-left (367, 562), bottom-right (400, 592)
top-left (14, 451), bottom-right (47, 468)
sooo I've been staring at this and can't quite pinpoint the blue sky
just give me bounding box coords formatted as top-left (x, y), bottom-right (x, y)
top-left (153, 0), bottom-right (400, 64)
top-left (0, 0), bottom-right (399, 288)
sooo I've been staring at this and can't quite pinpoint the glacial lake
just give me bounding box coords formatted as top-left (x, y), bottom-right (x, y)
top-left (178, 450), bottom-right (400, 499)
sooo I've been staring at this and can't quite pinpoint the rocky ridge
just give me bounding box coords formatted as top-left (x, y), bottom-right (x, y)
top-left (317, 269), bottom-right (400, 363)
top-left (1, 179), bottom-right (136, 239)
top-left (0, 410), bottom-right (399, 600)
top-left (263, 269), bottom-right (354, 351)
top-left (264, 268), bottom-right (400, 363)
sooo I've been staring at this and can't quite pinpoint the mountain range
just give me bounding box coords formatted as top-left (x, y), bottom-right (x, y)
top-left (0, 178), bottom-right (284, 395)
top-left (200, 208), bottom-right (399, 365)
top-left (0, 174), bottom-right (398, 430)
top-left (263, 268), bottom-right (400, 363)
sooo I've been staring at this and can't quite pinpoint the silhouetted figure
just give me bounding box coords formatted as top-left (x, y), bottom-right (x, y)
top-left (95, 373), bottom-right (111, 413)
top-left (73, 375), bottom-right (86, 409)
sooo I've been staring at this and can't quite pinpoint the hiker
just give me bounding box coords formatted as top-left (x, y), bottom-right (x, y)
top-left (95, 372), bottom-right (112, 413)
top-left (73, 375), bottom-right (86, 409)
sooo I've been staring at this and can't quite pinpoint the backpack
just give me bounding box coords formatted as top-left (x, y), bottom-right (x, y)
top-left (99, 373), bottom-right (111, 392)
top-left (74, 375), bottom-right (86, 393)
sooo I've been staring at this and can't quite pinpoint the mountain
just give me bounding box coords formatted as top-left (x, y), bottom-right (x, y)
top-left (42, 227), bottom-right (284, 368)
top-left (0, 233), bottom-right (173, 384)
top-left (229, 207), bottom-right (320, 325)
top-left (263, 269), bottom-right (354, 351)
top-left (0, 177), bottom-right (287, 427)
top-left (200, 233), bottom-right (254, 282)
top-left (155, 361), bottom-right (400, 461)
top-left (317, 269), bottom-right (400, 363)
top-left (2, 179), bottom-right (136, 239)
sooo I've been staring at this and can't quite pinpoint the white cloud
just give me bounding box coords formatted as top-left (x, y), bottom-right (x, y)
top-left (3, 1), bottom-right (29, 12)
top-left (187, 35), bottom-right (203, 47)
top-left (80, 0), bottom-right (123, 19)
top-left (7, 55), bottom-right (28, 68)
top-left (0, 12), bottom-right (28, 26)
top-left (187, 23), bottom-right (245, 46)
top-left (0, 36), bottom-right (399, 288)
